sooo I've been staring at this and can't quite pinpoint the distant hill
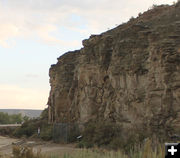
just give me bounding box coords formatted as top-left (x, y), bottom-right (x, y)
top-left (0, 109), bottom-right (42, 118)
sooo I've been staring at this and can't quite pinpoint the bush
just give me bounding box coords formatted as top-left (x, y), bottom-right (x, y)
top-left (13, 119), bottom-right (38, 137)
top-left (80, 120), bottom-right (152, 152)
top-left (13, 118), bottom-right (53, 140)
top-left (14, 123), bottom-right (53, 141)
top-left (93, 121), bottom-right (121, 147)
top-left (13, 108), bottom-right (53, 140)
top-left (81, 120), bottom-right (124, 149)
top-left (0, 112), bottom-right (23, 124)
top-left (0, 127), bottom-right (14, 136)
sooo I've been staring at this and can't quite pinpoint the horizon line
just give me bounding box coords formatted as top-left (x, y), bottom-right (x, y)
top-left (0, 108), bottom-right (44, 110)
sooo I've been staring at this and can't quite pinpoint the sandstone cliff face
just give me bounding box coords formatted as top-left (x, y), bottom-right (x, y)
top-left (48, 4), bottom-right (180, 137)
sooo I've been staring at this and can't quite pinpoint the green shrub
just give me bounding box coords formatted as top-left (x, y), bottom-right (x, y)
top-left (13, 108), bottom-right (53, 140)
top-left (93, 121), bottom-right (121, 147)
top-left (80, 120), bottom-right (151, 152)
top-left (82, 120), bottom-right (124, 149)
top-left (0, 127), bottom-right (14, 136)
top-left (13, 119), bottom-right (38, 137)
top-left (13, 119), bottom-right (53, 140)
top-left (0, 112), bottom-right (23, 124)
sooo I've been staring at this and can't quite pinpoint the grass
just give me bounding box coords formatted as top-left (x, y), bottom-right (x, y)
top-left (60, 149), bottom-right (128, 158)
top-left (0, 139), bottom-right (165, 158)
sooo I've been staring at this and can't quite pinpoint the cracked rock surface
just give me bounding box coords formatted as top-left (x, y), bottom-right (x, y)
top-left (48, 3), bottom-right (180, 138)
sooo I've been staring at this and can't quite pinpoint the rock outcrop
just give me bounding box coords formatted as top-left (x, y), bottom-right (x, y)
top-left (48, 3), bottom-right (180, 138)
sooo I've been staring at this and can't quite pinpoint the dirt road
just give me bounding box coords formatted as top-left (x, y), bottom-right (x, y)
top-left (0, 136), bottom-right (78, 157)
top-left (0, 136), bottom-right (19, 156)
top-left (0, 136), bottom-right (18, 148)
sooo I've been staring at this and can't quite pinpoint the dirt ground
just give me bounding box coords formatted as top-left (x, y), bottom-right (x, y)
top-left (0, 136), bottom-right (78, 157)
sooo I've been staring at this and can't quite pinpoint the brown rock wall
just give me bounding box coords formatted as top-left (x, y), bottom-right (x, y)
top-left (48, 3), bottom-right (180, 138)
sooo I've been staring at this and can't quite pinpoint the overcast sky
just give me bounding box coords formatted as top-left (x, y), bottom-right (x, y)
top-left (0, 0), bottom-right (176, 110)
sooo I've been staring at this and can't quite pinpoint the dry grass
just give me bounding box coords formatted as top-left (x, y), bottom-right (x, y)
top-left (0, 139), bottom-right (165, 158)
top-left (12, 146), bottom-right (44, 158)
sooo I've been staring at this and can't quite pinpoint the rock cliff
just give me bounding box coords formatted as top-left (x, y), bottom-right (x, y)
top-left (48, 3), bottom-right (180, 138)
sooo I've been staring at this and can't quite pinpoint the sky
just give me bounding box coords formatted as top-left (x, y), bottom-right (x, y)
top-left (0, 0), bottom-right (176, 110)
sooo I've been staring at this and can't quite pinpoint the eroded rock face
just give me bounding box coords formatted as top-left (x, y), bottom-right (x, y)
top-left (48, 4), bottom-right (180, 138)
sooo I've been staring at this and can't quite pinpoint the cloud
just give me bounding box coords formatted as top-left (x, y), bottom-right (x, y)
top-left (25, 74), bottom-right (39, 78)
top-left (0, 0), bottom-right (175, 47)
top-left (35, 24), bottom-right (80, 46)
top-left (0, 0), bottom-right (81, 47)
top-left (0, 84), bottom-right (48, 109)
top-left (0, 23), bottom-right (19, 47)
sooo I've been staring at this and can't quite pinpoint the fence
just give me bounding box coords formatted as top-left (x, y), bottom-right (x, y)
top-left (52, 123), bottom-right (82, 143)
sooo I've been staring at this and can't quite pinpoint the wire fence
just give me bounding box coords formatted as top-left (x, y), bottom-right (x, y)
top-left (52, 123), bottom-right (82, 143)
